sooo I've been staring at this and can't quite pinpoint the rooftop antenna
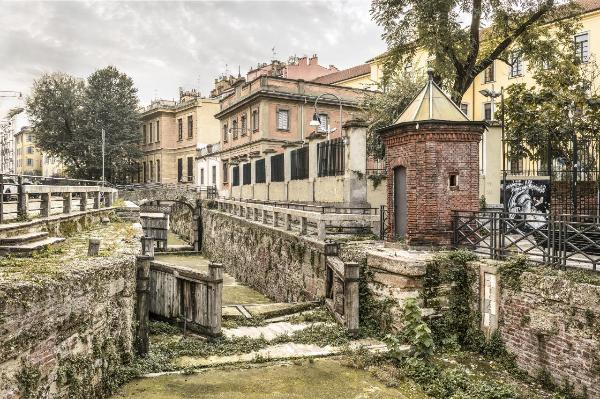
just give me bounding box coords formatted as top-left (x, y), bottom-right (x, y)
top-left (272, 46), bottom-right (277, 61)
top-left (238, 65), bottom-right (241, 78)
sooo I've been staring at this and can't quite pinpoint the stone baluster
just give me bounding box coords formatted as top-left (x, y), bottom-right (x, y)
top-left (63, 192), bottom-right (72, 214)
top-left (40, 193), bottom-right (51, 218)
top-left (208, 262), bottom-right (223, 336)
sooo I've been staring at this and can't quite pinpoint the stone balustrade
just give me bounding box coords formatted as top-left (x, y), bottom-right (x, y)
top-left (213, 198), bottom-right (379, 240)
top-left (1, 185), bottom-right (118, 222)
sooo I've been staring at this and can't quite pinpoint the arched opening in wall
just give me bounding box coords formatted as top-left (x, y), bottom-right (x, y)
top-left (393, 166), bottom-right (407, 239)
top-left (140, 200), bottom-right (195, 251)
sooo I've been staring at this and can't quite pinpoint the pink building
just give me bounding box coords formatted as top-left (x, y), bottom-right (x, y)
top-left (246, 54), bottom-right (338, 82)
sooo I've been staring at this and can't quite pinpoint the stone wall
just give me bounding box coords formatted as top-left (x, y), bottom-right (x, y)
top-left (0, 225), bottom-right (139, 398)
top-left (170, 202), bottom-right (194, 244)
top-left (474, 260), bottom-right (600, 397)
top-left (202, 209), bottom-right (326, 302)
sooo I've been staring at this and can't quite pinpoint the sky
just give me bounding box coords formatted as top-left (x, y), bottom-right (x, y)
top-left (0, 0), bottom-right (386, 118)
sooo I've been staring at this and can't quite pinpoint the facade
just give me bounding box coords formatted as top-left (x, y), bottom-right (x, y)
top-left (209, 75), bottom-right (377, 204)
top-left (196, 142), bottom-right (221, 190)
top-left (136, 89), bottom-right (220, 185)
top-left (246, 54), bottom-right (338, 82)
top-left (14, 127), bottom-right (43, 176)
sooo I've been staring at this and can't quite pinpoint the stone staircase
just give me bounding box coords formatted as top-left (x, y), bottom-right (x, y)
top-left (0, 231), bottom-right (65, 256)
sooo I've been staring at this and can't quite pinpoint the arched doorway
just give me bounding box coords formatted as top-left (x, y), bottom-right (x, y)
top-left (394, 166), bottom-right (407, 239)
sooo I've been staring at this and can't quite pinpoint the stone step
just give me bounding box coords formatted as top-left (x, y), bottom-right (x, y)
top-left (0, 236), bottom-right (65, 256)
top-left (0, 231), bottom-right (49, 245)
top-left (223, 321), bottom-right (324, 341)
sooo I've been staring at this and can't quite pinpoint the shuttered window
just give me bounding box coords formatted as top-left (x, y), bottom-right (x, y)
top-left (242, 163), bottom-right (251, 185)
top-left (291, 147), bottom-right (309, 180)
top-left (232, 165), bottom-right (239, 186)
top-left (270, 154), bottom-right (285, 182)
top-left (255, 158), bottom-right (266, 183)
top-left (277, 109), bottom-right (289, 130)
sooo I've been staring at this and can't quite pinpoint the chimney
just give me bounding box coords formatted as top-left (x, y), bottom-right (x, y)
top-left (309, 54), bottom-right (318, 65)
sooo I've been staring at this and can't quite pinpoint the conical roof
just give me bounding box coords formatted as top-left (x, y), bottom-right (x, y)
top-left (395, 71), bottom-right (469, 124)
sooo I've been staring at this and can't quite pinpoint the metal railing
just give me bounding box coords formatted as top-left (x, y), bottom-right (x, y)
top-left (453, 210), bottom-right (600, 270)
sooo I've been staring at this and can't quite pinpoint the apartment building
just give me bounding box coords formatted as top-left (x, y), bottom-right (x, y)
top-left (14, 127), bottom-right (42, 176)
top-left (208, 75), bottom-right (369, 203)
top-left (136, 89), bottom-right (220, 184)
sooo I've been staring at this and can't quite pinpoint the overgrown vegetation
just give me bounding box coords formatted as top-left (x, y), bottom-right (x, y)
top-left (357, 260), bottom-right (396, 338)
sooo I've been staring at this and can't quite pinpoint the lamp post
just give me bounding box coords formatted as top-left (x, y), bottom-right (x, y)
top-left (101, 128), bottom-right (105, 186)
top-left (309, 93), bottom-right (343, 141)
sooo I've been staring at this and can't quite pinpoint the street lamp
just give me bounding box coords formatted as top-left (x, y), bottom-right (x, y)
top-left (310, 93), bottom-right (343, 141)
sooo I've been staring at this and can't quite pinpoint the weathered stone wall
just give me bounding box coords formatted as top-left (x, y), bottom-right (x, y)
top-left (0, 227), bottom-right (139, 398)
top-left (170, 202), bottom-right (193, 244)
top-left (473, 261), bottom-right (600, 397)
top-left (202, 209), bottom-right (326, 302)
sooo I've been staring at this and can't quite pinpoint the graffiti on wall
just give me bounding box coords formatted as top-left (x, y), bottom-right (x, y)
top-left (501, 179), bottom-right (550, 230)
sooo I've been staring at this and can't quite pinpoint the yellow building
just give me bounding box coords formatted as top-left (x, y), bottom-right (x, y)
top-left (136, 89), bottom-right (221, 184)
top-left (14, 127), bottom-right (43, 176)
top-left (329, 1), bottom-right (600, 204)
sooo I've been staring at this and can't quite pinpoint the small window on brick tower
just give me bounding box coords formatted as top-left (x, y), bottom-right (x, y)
top-left (449, 173), bottom-right (458, 189)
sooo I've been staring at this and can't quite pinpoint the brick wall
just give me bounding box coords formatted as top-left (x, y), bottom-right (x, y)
top-left (382, 122), bottom-right (484, 245)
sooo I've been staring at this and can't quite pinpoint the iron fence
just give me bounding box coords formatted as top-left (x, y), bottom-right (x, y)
top-left (453, 210), bottom-right (600, 270)
top-left (317, 138), bottom-right (345, 177)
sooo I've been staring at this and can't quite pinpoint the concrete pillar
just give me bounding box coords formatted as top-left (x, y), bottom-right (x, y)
top-left (272, 211), bottom-right (278, 227)
top-left (208, 262), bottom-right (223, 336)
top-left (343, 120), bottom-right (369, 205)
top-left (105, 192), bottom-right (113, 207)
top-left (262, 209), bottom-right (267, 224)
top-left (88, 238), bottom-right (101, 256)
top-left (300, 216), bottom-right (307, 235)
top-left (80, 192), bottom-right (88, 211)
top-left (285, 213), bottom-right (292, 231)
top-left (93, 191), bottom-right (101, 209)
top-left (344, 262), bottom-right (360, 336)
top-left (317, 219), bottom-right (326, 240)
top-left (63, 192), bottom-right (72, 214)
top-left (308, 139), bottom-right (318, 180)
top-left (40, 193), bottom-right (51, 218)
top-left (17, 193), bottom-right (28, 219)
top-left (135, 255), bottom-right (152, 356)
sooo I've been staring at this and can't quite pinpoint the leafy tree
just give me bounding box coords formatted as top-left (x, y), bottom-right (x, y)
top-left (501, 21), bottom-right (600, 173)
top-left (26, 66), bottom-right (141, 183)
top-left (362, 72), bottom-right (424, 158)
top-left (371, 0), bottom-right (582, 104)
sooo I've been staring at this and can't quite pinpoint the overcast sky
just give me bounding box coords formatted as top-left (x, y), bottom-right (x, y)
top-left (0, 0), bottom-right (385, 117)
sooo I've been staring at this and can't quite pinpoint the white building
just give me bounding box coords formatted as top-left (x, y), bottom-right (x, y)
top-left (196, 142), bottom-right (221, 193)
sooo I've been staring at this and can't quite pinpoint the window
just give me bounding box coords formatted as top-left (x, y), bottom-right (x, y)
top-left (232, 119), bottom-right (238, 140)
top-left (510, 158), bottom-right (524, 174)
top-left (270, 154), bottom-right (285, 182)
top-left (156, 121), bottom-right (160, 142)
top-left (223, 123), bottom-right (228, 143)
top-left (252, 110), bottom-right (259, 131)
top-left (200, 168), bottom-right (205, 185)
top-left (317, 138), bottom-right (345, 177)
top-left (241, 115), bottom-right (247, 135)
top-left (449, 173), bottom-right (458, 188)
top-left (178, 118), bottom-right (183, 141)
top-left (26, 147), bottom-right (33, 154)
top-left (142, 125), bottom-right (147, 143)
top-left (255, 159), bottom-right (266, 183)
top-left (177, 158), bottom-right (183, 182)
top-left (460, 103), bottom-right (469, 116)
top-left (509, 53), bottom-right (523, 78)
top-left (484, 102), bottom-right (493, 121)
top-left (212, 165), bottom-right (217, 185)
top-left (232, 165), bottom-right (240, 186)
top-left (242, 163), bottom-right (251, 185)
top-left (187, 157), bottom-right (193, 182)
top-left (27, 134), bottom-right (32, 142)
top-left (27, 158), bottom-right (33, 166)
top-left (149, 123), bottom-right (153, 142)
top-left (484, 62), bottom-right (495, 83)
top-left (290, 147), bottom-right (309, 180)
top-left (277, 109), bottom-right (289, 130)
top-left (143, 162), bottom-right (147, 182)
top-left (149, 160), bottom-right (154, 181)
top-left (575, 33), bottom-right (589, 63)
top-left (187, 115), bottom-right (193, 138)
top-left (319, 114), bottom-right (329, 133)
top-left (156, 160), bottom-right (161, 182)
top-left (222, 161), bottom-right (229, 183)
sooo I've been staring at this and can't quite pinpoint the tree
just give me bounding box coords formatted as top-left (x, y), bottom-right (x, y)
top-left (371, 0), bottom-right (582, 104)
top-left (362, 72), bottom-right (425, 158)
top-left (26, 66), bottom-right (141, 183)
top-left (501, 27), bottom-right (600, 174)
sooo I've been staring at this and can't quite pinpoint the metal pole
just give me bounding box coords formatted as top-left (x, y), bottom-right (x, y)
top-left (501, 88), bottom-right (507, 212)
top-left (101, 128), bottom-right (105, 186)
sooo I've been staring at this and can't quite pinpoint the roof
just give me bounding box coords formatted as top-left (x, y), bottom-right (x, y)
top-left (311, 63), bottom-right (370, 84)
top-left (366, 0), bottom-right (600, 63)
top-left (395, 73), bottom-right (468, 123)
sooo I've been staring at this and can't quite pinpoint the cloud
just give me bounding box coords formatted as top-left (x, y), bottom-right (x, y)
top-left (0, 0), bottom-right (385, 116)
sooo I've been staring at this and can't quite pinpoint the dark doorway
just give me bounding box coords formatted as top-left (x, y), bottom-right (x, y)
top-left (394, 166), bottom-right (407, 239)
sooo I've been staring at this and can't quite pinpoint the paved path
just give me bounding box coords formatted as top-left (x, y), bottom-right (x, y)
top-left (223, 321), bottom-right (320, 341)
